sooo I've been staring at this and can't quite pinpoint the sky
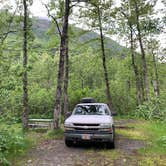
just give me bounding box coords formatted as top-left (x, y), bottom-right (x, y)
top-left (31, 0), bottom-right (166, 49)
top-left (30, 0), bottom-right (47, 18)
top-left (29, 0), bottom-right (165, 17)
top-left (5, 0), bottom-right (166, 49)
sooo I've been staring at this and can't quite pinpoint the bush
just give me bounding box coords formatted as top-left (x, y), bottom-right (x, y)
top-left (29, 88), bottom-right (55, 118)
top-left (134, 97), bottom-right (166, 121)
top-left (47, 128), bottom-right (64, 139)
top-left (68, 87), bottom-right (92, 111)
top-left (0, 127), bottom-right (28, 165)
top-left (159, 136), bottom-right (166, 148)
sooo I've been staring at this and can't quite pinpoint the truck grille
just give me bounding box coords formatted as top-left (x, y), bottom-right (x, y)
top-left (73, 123), bottom-right (99, 126)
top-left (71, 123), bottom-right (101, 133)
top-left (74, 128), bottom-right (99, 130)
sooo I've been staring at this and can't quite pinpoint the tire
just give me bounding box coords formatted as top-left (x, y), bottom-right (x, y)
top-left (65, 139), bottom-right (73, 147)
top-left (107, 141), bottom-right (115, 149)
top-left (107, 126), bottom-right (115, 149)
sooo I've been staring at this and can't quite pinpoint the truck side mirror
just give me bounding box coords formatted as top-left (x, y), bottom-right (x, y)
top-left (111, 111), bottom-right (117, 116)
top-left (65, 112), bottom-right (72, 119)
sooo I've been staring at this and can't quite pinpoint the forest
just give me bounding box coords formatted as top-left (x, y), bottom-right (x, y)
top-left (0, 0), bottom-right (166, 165)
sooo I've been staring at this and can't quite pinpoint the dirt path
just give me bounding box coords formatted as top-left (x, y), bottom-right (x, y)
top-left (21, 120), bottom-right (146, 166)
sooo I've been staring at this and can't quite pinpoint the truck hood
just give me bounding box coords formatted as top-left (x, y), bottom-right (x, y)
top-left (65, 115), bottom-right (113, 125)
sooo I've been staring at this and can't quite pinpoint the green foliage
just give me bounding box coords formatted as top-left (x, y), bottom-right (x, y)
top-left (0, 1), bottom-right (165, 165)
top-left (116, 119), bottom-right (166, 154)
top-left (47, 128), bottom-right (64, 139)
top-left (1, 44), bottom-right (165, 118)
top-left (0, 8), bottom-right (165, 119)
top-left (0, 125), bottom-right (29, 165)
top-left (29, 88), bottom-right (54, 116)
top-left (139, 121), bottom-right (166, 154)
top-left (159, 136), bottom-right (166, 148)
top-left (134, 97), bottom-right (166, 121)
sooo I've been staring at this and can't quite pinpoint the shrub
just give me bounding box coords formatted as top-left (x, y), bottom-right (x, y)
top-left (47, 128), bottom-right (64, 139)
top-left (29, 88), bottom-right (54, 118)
top-left (159, 136), bottom-right (166, 148)
top-left (0, 127), bottom-right (28, 165)
top-left (134, 97), bottom-right (166, 121)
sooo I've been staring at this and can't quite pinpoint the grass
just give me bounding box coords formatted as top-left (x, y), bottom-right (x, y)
top-left (1, 118), bottom-right (165, 165)
top-left (0, 122), bottom-right (31, 165)
top-left (117, 128), bottom-right (148, 140)
top-left (138, 155), bottom-right (166, 166)
top-left (115, 118), bottom-right (166, 166)
top-left (46, 128), bottom-right (64, 139)
top-left (116, 118), bottom-right (166, 154)
top-left (84, 149), bottom-right (119, 166)
top-left (138, 121), bottom-right (166, 154)
top-left (98, 149), bottom-right (119, 160)
top-left (0, 119), bottom-right (64, 165)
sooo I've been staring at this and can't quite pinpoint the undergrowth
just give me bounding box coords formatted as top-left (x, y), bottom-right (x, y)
top-left (0, 123), bottom-right (30, 166)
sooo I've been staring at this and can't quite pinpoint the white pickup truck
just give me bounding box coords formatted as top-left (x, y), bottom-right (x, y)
top-left (64, 100), bottom-right (116, 148)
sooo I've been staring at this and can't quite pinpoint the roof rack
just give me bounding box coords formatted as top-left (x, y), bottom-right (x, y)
top-left (80, 97), bottom-right (96, 103)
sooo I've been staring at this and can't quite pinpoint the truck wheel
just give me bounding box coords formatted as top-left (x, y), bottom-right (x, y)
top-left (107, 141), bottom-right (115, 149)
top-left (65, 139), bottom-right (73, 147)
top-left (107, 126), bottom-right (115, 149)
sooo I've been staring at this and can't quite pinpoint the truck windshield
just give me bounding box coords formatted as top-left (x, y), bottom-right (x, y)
top-left (73, 105), bottom-right (110, 115)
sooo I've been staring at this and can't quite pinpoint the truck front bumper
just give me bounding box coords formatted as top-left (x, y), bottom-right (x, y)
top-left (64, 131), bottom-right (114, 142)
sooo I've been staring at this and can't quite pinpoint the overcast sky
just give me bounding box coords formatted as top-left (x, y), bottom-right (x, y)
top-left (32, 0), bottom-right (165, 48)
top-left (6, 0), bottom-right (166, 48)
top-left (29, 0), bottom-right (165, 17)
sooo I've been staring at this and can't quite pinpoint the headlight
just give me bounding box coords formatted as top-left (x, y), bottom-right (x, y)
top-left (64, 122), bottom-right (74, 131)
top-left (64, 127), bottom-right (75, 131)
top-left (100, 123), bottom-right (113, 132)
top-left (100, 123), bottom-right (112, 128)
top-left (64, 122), bottom-right (73, 127)
top-left (100, 128), bottom-right (113, 132)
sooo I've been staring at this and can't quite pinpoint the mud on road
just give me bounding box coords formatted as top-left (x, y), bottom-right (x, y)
top-left (25, 136), bottom-right (145, 166)
top-left (17, 119), bottom-right (151, 166)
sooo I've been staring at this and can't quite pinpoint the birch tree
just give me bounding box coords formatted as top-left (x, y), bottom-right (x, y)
top-left (77, 0), bottom-right (114, 110)
top-left (115, 0), bottom-right (143, 105)
top-left (22, 0), bottom-right (33, 129)
top-left (53, 0), bottom-right (70, 129)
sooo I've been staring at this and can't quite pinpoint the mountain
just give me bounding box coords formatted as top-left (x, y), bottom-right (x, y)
top-left (31, 17), bottom-right (128, 57)
top-left (32, 18), bottom-right (51, 41)
top-left (4, 17), bottom-right (128, 57)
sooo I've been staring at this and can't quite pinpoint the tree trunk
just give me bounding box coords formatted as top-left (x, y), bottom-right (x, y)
top-left (140, 71), bottom-right (145, 101)
top-left (63, 38), bottom-right (69, 117)
top-left (135, 1), bottom-right (150, 101)
top-left (22, 0), bottom-right (29, 129)
top-left (152, 51), bottom-right (160, 96)
top-left (97, 6), bottom-right (113, 110)
top-left (129, 24), bottom-right (142, 105)
top-left (53, 0), bottom-right (70, 129)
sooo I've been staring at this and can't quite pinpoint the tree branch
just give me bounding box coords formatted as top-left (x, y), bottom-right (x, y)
top-left (120, 10), bottom-right (138, 37)
top-left (69, 2), bottom-right (83, 9)
top-left (0, 6), bottom-right (18, 45)
top-left (0, 31), bottom-right (17, 39)
top-left (44, 4), bottom-right (62, 38)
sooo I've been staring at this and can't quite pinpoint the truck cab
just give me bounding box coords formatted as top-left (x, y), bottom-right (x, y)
top-left (64, 100), bottom-right (115, 148)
